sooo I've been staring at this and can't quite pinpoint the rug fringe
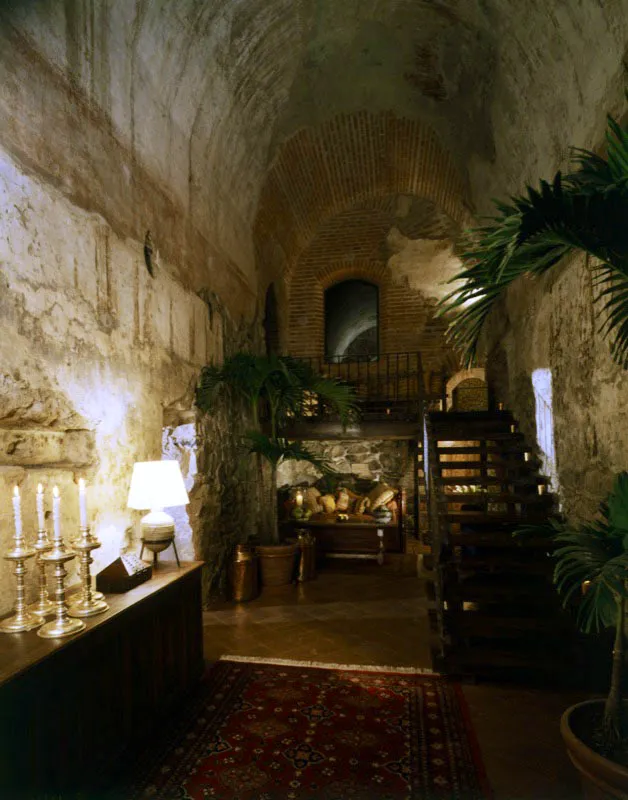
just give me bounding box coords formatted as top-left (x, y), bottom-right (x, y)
top-left (219, 654), bottom-right (438, 674)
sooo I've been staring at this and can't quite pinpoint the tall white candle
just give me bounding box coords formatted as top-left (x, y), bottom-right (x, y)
top-left (78, 478), bottom-right (87, 529)
top-left (36, 483), bottom-right (45, 530)
top-left (52, 486), bottom-right (60, 543)
top-left (12, 486), bottom-right (22, 542)
top-left (295, 489), bottom-right (304, 508)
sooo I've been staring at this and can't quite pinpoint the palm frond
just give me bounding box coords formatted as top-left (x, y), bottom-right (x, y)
top-left (515, 471), bottom-right (628, 634)
top-left (595, 267), bottom-right (628, 368)
top-left (440, 113), bottom-right (628, 368)
top-left (244, 431), bottom-right (335, 475)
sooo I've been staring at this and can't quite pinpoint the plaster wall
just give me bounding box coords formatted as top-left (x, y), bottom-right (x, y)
top-left (485, 254), bottom-right (628, 522)
top-left (0, 144), bottom-right (234, 614)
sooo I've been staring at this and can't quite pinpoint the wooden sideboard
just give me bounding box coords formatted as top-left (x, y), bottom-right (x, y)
top-left (282, 518), bottom-right (402, 555)
top-left (0, 560), bottom-right (204, 798)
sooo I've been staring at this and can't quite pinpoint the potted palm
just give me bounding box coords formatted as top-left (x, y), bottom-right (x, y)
top-left (196, 353), bottom-right (357, 586)
top-left (519, 473), bottom-right (628, 799)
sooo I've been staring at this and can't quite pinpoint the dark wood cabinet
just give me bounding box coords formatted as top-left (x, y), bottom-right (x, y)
top-left (0, 561), bottom-right (204, 798)
top-left (282, 519), bottom-right (402, 554)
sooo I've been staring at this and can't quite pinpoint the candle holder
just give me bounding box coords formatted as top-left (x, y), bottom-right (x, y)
top-left (0, 538), bottom-right (42, 634)
top-left (38, 537), bottom-right (85, 639)
top-left (67, 527), bottom-right (108, 618)
top-left (29, 527), bottom-right (56, 618)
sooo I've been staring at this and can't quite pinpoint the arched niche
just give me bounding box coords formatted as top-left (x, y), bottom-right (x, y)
top-left (324, 279), bottom-right (379, 361)
top-left (446, 368), bottom-right (487, 410)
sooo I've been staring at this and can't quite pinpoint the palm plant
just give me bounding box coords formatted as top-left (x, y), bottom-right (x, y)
top-left (518, 472), bottom-right (628, 754)
top-left (440, 112), bottom-right (628, 368)
top-left (196, 353), bottom-right (358, 541)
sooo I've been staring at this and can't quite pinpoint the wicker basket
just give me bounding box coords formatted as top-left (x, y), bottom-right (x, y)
top-left (256, 543), bottom-right (297, 586)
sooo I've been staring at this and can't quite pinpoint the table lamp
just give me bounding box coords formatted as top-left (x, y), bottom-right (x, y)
top-left (127, 460), bottom-right (189, 566)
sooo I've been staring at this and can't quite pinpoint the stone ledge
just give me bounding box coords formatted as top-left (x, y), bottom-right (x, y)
top-left (0, 428), bottom-right (95, 467)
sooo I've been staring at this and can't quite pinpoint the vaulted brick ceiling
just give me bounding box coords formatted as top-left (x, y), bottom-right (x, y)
top-left (2, 1), bottom-right (626, 312)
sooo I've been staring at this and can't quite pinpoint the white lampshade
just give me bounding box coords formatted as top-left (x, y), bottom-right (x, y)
top-left (127, 460), bottom-right (189, 510)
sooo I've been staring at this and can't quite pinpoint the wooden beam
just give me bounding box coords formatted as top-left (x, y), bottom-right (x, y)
top-left (274, 421), bottom-right (422, 441)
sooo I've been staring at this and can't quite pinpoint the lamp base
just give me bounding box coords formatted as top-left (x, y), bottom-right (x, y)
top-left (139, 537), bottom-right (180, 567)
top-left (138, 511), bottom-right (181, 568)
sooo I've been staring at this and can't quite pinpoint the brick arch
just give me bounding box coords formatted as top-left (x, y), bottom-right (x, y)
top-left (445, 368), bottom-right (487, 409)
top-left (254, 111), bottom-right (471, 281)
top-left (289, 261), bottom-right (388, 359)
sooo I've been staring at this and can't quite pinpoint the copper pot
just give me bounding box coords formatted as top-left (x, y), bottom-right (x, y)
top-left (230, 544), bottom-right (259, 602)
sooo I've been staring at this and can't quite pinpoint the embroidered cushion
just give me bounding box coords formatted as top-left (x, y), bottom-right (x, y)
top-left (367, 483), bottom-right (396, 510)
top-left (320, 494), bottom-right (336, 513)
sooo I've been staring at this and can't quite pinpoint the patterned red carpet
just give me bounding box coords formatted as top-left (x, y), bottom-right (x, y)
top-left (128, 659), bottom-right (492, 799)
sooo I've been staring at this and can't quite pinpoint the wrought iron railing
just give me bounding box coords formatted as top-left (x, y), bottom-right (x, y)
top-left (301, 352), bottom-right (426, 419)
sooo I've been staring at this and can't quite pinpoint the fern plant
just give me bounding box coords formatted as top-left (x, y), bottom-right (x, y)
top-left (440, 113), bottom-right (628, 367)
top-left (518, 472), bottom-right (628, 754)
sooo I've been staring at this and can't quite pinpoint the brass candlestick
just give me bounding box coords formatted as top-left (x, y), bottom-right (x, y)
top-left (68, 527), bottom-right (108, 618)
top-left (30, 527), bottom-right (55, 618)
top-left (38, 531), bottom-right (85, 639)
top-left (0, 536), bottom-right (42, 634)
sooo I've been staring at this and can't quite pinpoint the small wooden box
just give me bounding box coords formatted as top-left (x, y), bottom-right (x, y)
top-left (96, 554), bottom-right (152, 593)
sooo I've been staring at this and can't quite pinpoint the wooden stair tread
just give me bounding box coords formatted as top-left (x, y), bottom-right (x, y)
top-left (444, 616), bottom-right (570, 637)
top-left (439, 645), bottom-right (573, 671)
top-left (438, 492), bottom-right (553, 504)
top-left (436, 445), bottom-right (530, 455)
top-left (444, 584), bottom-right (553, 601)
top-left (429, 411), bottom-right (513, 421)
top-left (447, 531), bottom-right (551, 547)
top-left (435, 475), bottom-right (547, 486)
top-left (437, 460), bottom-right (540, 470)
top-left (441, 511), bottom-right (549, 524)
top-left (449, 556), bottom-right (552, 574)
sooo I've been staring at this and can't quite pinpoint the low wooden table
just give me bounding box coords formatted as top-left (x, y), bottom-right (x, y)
top-left (0, 560), bottom-right (204, 797)
top-left (283, 516), bottom-right (402, 555)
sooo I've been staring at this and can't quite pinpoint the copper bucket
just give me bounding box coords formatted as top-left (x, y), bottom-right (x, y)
top-left (231, 544), bottom-right (259, 602)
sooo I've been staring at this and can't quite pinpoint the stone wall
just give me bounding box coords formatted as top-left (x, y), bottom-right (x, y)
top-left (0, 143), bottom-right (261, 612)
top-left (484, 254), bottom-right (628, 522)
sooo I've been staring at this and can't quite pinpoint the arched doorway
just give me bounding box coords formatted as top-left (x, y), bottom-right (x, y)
top-left (446, 368), bottom-right (488, 411)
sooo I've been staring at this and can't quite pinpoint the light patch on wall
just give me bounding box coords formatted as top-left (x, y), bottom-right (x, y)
top-left (60, 367), bottom-right (134, 436)
top-left (532, 368), bottom-right (558, 493)
top-left (386, 230), bottom-right (463, 300)
top-left (162, 423), bottom-right (196, 561)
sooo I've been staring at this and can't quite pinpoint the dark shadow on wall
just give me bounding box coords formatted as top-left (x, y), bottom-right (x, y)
top-left (264, 283), bottom-right (280, 356)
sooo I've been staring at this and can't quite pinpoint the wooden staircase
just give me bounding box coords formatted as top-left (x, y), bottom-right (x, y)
top-left (424, 410), bottom-right (578, 682)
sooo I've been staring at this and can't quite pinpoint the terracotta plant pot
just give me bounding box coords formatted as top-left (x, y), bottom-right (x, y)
top-left (561, 700), bottom-right (628, 800)
top-left (256, 543), bottom-right (297, 587)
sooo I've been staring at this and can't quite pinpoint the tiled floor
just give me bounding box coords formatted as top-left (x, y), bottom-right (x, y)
top-left (204, 563), bottom-right (432, 667)
top-left (203, 563), bottom-right (588, 800)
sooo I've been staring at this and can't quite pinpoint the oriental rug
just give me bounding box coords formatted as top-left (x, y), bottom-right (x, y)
top-left (127, 659), bottom-right (492, 800)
